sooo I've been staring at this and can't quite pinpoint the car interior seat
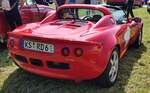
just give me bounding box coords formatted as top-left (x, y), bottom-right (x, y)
top-left (92, 15), bottom-right (102, 22)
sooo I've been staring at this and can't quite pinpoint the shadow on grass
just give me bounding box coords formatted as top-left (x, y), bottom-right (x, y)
top-left (0, 43), bottom-right (13, 68)
top-left (0, 44), bottom-right (147, 93)
top-left (0, 48), bottom-right (13, 68)
top-left (0, 42), bottom-right (7, 51)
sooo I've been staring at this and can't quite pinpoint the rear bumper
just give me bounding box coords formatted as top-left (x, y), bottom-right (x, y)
top-left (10, 49), bottom-right (107, 81)
top-left (7, 35), bottom-right (110, 81)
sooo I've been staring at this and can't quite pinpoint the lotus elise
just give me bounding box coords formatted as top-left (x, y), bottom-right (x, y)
top-left (8, 4), bottom-right (143, 87)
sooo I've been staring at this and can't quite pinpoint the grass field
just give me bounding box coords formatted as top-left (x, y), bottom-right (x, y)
top-left (0, 8), bottom-right (150, 93)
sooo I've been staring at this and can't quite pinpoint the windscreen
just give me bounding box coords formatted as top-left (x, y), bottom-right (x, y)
top-left (58, 8), bottom-right (104, 23)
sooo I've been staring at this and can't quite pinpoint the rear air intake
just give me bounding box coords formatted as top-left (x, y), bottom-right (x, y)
top-left (30, 59), bottom-right (43, 67)
top-left (47, 61), bottom-right (69, 69)
top-left (15, 55), bottom-right (28, 63)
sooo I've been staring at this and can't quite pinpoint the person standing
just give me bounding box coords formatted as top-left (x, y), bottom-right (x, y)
top-left (52, 0), bottom-right (66, 9)
top-left (127, 0), bottom-right (134, 18)
top-left (1, 0), bottom-right (22, 30)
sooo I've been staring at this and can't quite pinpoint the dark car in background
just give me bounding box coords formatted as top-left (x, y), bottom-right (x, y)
top-left (0, 0), bottom-right (54, 42)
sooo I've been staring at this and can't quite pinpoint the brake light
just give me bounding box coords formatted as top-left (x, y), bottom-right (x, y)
top-left (61, 47), bottom-right (70, 56)
top-left (74, 48), bottom-right (83, 57)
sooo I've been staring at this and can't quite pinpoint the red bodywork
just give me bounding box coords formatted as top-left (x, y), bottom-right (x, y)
top-left (8, 4), bottom-right (143, 81)
top-left (0, 3), bottom-right (54, 41)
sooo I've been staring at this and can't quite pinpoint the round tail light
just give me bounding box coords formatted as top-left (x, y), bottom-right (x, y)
top-left (74, 48), bottom-right (83, 57)
top-left (61, 47), bottom-right (70, 56)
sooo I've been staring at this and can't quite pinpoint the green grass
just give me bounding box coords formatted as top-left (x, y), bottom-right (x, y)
top-left (0, 8), bottom-right (150, 93)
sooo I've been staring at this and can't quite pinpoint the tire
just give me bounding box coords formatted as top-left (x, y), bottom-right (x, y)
top-left (96, 47), bottom-right (119, 87)
top-left (134, 27), bottom-right (143, 48)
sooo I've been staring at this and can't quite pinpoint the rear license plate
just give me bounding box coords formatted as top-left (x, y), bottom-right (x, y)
top-left (22, 40), bottom-right (54, 53)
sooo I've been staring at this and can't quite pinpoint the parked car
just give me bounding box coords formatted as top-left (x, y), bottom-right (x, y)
top-left (107, 0), bottom-right (143, 7)
top-left (147, 0), bottom-right (150, 12)
top-left (134, 0), bottom-right (144, 7)
top-left (0, 0), bottom-right (54, 43)
top-left (8, 4), bottom-right (143, 87)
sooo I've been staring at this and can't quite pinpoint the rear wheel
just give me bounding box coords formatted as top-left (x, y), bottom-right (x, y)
top-left (96, 48), bottom-right (119, 87)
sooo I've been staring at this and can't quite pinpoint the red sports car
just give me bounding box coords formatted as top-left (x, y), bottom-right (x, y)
top-left (0, 0), bottom-right (54, 42)
top-left (8, 4), bottom-right (143, 87)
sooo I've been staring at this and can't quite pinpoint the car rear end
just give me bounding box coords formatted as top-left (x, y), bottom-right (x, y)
top-left (7, 33), bottom-right (107, 81)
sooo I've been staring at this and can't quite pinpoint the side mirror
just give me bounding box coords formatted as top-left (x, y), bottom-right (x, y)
top-left (132, 17), bottom-right (142, 23)
top-left (130, 21), bottom-right (137, 27)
